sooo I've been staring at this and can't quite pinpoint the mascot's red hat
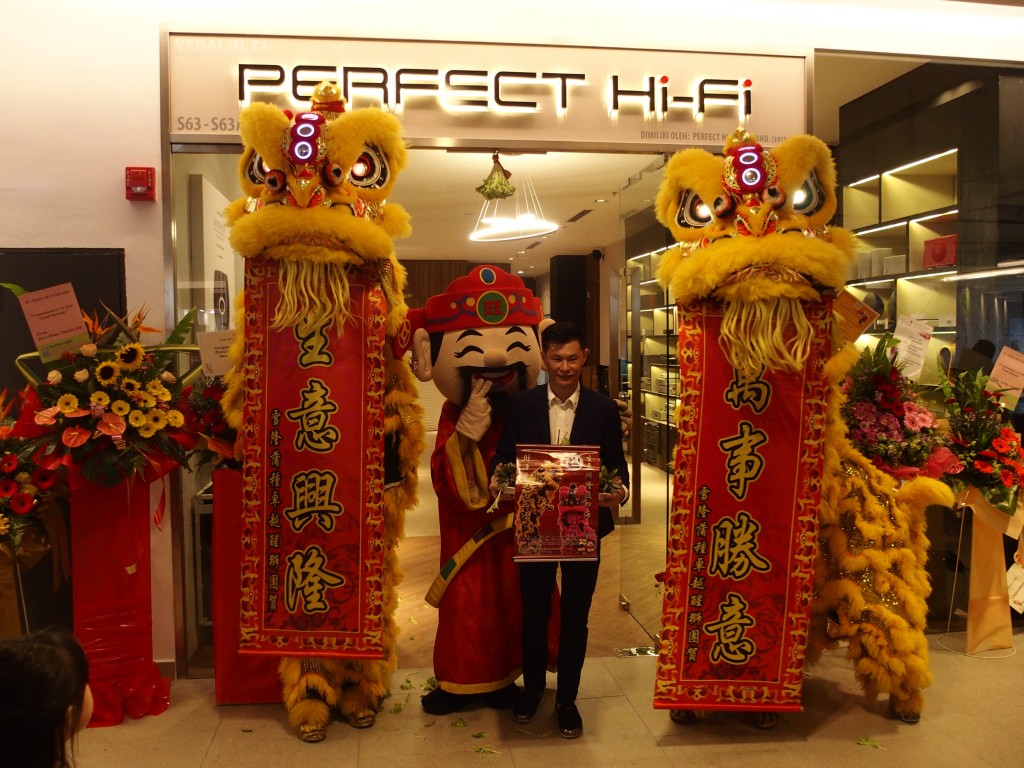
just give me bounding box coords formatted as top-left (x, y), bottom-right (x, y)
top-left (393, 264), bottom-right (543, 356)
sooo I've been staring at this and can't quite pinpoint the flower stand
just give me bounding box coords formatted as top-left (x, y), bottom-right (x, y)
top-left (70, 477), bottom-right (170, 726)
top-left (211, 467), bottom-right (279, 704)
top-left (955, 485), bottom-right (1024, 654)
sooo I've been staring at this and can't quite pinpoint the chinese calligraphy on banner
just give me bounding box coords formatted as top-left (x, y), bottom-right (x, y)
top-left (654, 299), bottom-right (831, 711)
top-left (239, 258), bottom-right (388, 657)
top-left (513, 444), bottom-right (600, 562)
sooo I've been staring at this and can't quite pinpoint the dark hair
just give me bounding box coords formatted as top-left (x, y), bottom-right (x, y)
top-left (0, 628), bottom-right (89, 768)
top-left (541, 321), bottom-right (586, 353)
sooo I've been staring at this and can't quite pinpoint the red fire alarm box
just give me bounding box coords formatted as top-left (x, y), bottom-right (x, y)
top-left (923, 234), bottom-right (957, 268)
top-left (125, 166), bottom-right (156, 201)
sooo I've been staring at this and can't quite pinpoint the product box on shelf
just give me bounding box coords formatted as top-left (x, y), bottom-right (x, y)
top-left (883, 254), bottom-right (907, 275)
top-left (923, 234), bottom-right (957, 268)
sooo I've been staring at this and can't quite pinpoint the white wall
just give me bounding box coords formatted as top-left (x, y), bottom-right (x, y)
top-left (5, 0), bottom-right (1024, 667)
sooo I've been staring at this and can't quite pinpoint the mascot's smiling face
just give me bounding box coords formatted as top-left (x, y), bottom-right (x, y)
top-left (655, 129), bottom-right (857, 375)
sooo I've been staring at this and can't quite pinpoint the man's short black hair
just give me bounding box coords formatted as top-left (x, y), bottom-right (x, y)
top-left (541, 321), bottom-right (586, 352)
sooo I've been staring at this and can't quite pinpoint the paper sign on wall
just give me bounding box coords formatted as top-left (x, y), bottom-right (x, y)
top-left (986, 346), bottom-right (1024, 412)
top-left (892, 315), bottom-right (934, 381)
top-left (17, 283), bottom-right (90, 363)
top-left (197, 330), bottom-right (236, 377)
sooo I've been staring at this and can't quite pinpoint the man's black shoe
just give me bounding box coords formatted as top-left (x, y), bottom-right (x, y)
top-left (555, 701), bottom-right (583, 739)
top-left (512, 690), bottom-right (543, 723)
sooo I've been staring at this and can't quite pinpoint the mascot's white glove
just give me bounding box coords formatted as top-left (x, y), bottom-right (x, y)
top-left (455, 378), bottom-right (493, 443)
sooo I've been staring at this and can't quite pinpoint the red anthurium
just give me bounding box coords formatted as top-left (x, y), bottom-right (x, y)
top-left (61, 425), bottom-right (92, 448)
top-left (95, 412), bottom-right (127, 437)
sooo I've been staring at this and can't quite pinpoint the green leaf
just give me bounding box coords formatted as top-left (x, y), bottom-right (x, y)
top-left (472, 731), bottom-right (487, 738)
top-left (1, 282), bottom-right (26, 297)
top-left (856, 737), bottom-right (885, 750)
top-left (473, 746), bottom-right (499, 754)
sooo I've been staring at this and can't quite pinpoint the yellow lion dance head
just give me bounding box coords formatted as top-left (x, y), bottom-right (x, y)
top-left (655, 128), bottom-right (856, 375)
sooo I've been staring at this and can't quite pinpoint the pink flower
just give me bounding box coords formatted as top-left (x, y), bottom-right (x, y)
top-left (902, 402), bottom-right (936, 432)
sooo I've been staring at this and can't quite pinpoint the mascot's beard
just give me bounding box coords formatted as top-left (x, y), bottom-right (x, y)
top-left (718, 295), bottom-right (816, 377)
top-left (457, 363), bottom-right (528, 407)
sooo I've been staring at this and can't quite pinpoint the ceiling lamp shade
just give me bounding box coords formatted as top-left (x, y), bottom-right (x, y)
top-left (470, 153), bottom-right (558, 242)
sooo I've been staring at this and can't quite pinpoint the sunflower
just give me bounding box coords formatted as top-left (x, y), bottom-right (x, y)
top-left (0, 514), bottom-right (9, 537)
top-left (128, 410), bottom-right (147, 428)
top-left (90, 391), bottom-right (111, 407)
top-left (111, 399), bottom-right (131, 416)
top-left (120, 378), bottom-right (142, 396)
top-left (137, 424), bottom-right (157, 439)
top-left (116, 342), bottom-right (146, 371)
top-left (137, 392), bottom-right (157, 409)
top-left (147, 410), bottom-right (168, 430)
top-left (166, 409), bottom-right (185, 429)
top-left (56, 394), bottom-right (80, 414)
top-left (146, 379), bottom-right (164, 394)
top-left (95, 360), bottom-right (121, 386)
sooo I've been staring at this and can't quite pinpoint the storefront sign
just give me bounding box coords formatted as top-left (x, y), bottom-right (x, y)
top-left (168, 34), bottom-right (807, 150)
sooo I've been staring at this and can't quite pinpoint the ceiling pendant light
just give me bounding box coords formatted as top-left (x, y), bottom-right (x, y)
top-left (469, 152), bottom-right (558, 242)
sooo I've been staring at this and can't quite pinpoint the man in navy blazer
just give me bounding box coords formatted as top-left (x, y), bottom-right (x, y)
top-left (489, 321), bottom-right (629, 739)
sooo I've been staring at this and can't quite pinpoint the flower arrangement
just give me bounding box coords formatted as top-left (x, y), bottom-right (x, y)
top-left (10, 305), bottom-right (201, 487)
top-left (181, 377), bottom-right (238, 470)
top-left (0, 392), bottom-right (59, 548)
top-left (940, 366), bottom-right (1024, 514)
top-left (840, 334), bottom-right (956, 479)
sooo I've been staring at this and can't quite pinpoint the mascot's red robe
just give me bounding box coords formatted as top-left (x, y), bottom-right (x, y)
top-left (430, 399), bottom-right (522, 692)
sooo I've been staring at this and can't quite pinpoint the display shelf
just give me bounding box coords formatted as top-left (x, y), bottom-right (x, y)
top-left (626, 245), bottom-right (677, 471)
top-left (844, 149), bottom-right (958, 278)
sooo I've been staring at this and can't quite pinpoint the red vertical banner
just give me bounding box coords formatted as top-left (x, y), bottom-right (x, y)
top-left (238, 258), bottom-right (387, 657)
top-left (654, 299), bottom-right (831, 712)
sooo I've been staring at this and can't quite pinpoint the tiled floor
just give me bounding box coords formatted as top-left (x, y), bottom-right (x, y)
top-left (76, 440), bottom-right (1024, 767)
top-left (78, 633), bottom-right (1023, 768)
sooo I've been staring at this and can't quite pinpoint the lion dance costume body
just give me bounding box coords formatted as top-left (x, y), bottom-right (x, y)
top-left (652, 129), bottom-right (952, 726)
top-left (221, 83), bottom-right (424, 742)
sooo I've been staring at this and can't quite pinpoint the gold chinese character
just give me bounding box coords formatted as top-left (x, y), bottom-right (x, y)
top-left (705, 592), bottom-right (756, 664)
top-left (295, 320), bottom-right (333, 368)
top-left (286, 379), bottom-right (340, 453)
top-left (709, 510), bottom-right (772, 581)
top-left (284, 470), bottom-right (345, 532)
top-left (724, 368), bottom-right (771, 413)
top-left (284, 545), bottom-right (345, 614)
top-left (718, 421), bottom-right (767, 500)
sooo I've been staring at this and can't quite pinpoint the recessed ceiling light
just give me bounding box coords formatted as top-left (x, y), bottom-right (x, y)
top-left (594, 198), bottom-right (607, 203)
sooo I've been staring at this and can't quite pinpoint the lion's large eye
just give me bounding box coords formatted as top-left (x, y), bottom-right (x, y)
top-left (349, 145), bottom-right (389, 189)
top-left (244, 151), bottom-right (266, 186)
top-left (792, 170), bottom-right (825, 216)
top-left (676, 188), bottom-right (714, 229)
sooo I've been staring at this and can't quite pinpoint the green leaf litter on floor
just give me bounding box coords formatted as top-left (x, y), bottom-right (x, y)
top-left (423, 676), bottom-right (438, 691)
top-left (472, 731), bottom-right (486, 738)
top-left (857, 737), bottom-right (886, 750)
top-left (473, 746), bottom-right (499, 754)
top-left (452, 717), bottom-right (468, 728)
top-left (400, 677), bottom-right (416, 690)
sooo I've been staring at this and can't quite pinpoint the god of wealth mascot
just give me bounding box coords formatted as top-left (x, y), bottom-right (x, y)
top-left (221, 82), bottom-right (424, 742)
top-left (651, 129), bottom-right (952, 728)
top-left (402, 264), bottom-right (554, 715)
